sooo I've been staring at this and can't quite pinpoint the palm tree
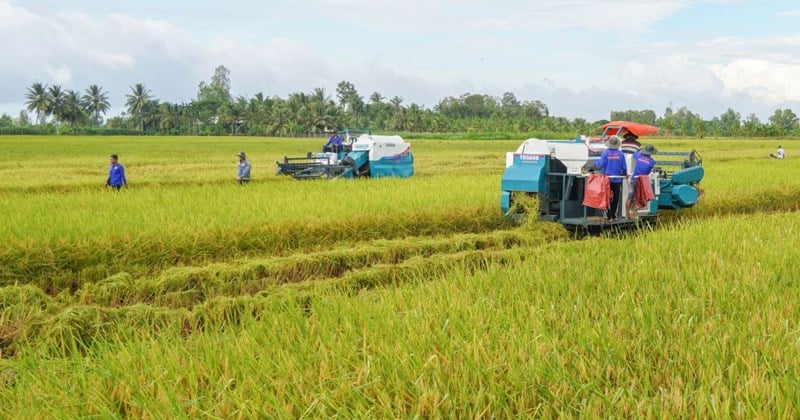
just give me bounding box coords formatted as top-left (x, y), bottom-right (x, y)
top-left (25, 82), bottom-right (50, 125)
top-left (286, 92), bottom-right (310, 130)
top-left (245, 93), bottom-right (271, 132)
top-left (270, 102), bottom-right (291, 135)
top-left (82, 85), bottom-right (111, 125)
top-left (47, 85), bottom-right (66, 133)
top-left (219, 97), bottom-right (247, 135)
top-left (369, 91), bottom-right (385, 104)
top-left (157, 102), bottom-right (182, 133)
top-left (126, 83), bottom-right (153, 132)
top-left (61, 90), bottom-right (87, 129)
top-left (390, 95), bottom-right (404, 109)
top-left (391, 107), bottom-right (410, 131)
top-left (310, 87), bottom-right (330, 104)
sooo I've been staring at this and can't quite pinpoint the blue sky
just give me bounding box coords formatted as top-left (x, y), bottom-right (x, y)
top-left (2, 0), bottom-right (800, 121)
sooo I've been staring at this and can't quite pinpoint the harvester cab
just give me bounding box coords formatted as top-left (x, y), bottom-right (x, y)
top-left (500, 121), bottom-right (704, 231)
top-left (276, 129), bottom-right (414, 180)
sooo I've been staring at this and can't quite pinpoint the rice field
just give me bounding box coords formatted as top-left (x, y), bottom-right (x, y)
top-left (1, 135), bottom-right (799, 417)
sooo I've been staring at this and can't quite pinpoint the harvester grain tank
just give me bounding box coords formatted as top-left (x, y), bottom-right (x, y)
top-left (500, 121), bottom-right (704, 231)
top-left (276, 129), bottom-right (414, 180)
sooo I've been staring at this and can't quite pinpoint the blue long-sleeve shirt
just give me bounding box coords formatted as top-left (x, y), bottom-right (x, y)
top-left (107, 163), bottom-right (127, 186)
top-left (325, 134), bottom-right (343, 147)
top-left (631, 152), bottom-right (655, 180)
top-left (595, 149), bottom-right (627, 183)
top-left (238, 159), bottom-right (251, 179)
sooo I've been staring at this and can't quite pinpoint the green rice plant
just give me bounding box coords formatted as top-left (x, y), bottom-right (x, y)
top-left (0, 204), bottom-right (510, 289)
top-left (0, 226), bottom-right (569, 354)
top-left (3, 135), bottom-right (800, 416)
top-left (74, 226), bottom-right (566, 309)
top-left (2, 211), bottom-right (800, 416)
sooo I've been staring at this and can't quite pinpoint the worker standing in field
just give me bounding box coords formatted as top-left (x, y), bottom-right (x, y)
top-left (770, 145), bottom-right (785, 159)
top-left (105, 154), bottom-right (127, 190)
top-left (626, 144), bottom-right (657, 218)
top-left (323, 131), bottom-right (343, 153)
top-left (595, 136), bottom-right (627, 220)
top-left (237, 151), bottom-right (251, 185)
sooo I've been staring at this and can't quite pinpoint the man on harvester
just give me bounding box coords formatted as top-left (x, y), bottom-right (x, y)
top-left (626, 144), bottom-right (657, 218)
top-left (620, 132), bottom-right (642, 153)
top-left (323, 131), bottom-right (343, 153)
top-left (595, 136), bottom-right (627, 220)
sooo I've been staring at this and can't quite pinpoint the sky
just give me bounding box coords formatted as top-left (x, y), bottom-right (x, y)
top-left (2, 0), bottom-right (800, 121)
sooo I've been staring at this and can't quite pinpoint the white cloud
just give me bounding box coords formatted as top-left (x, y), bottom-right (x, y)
top-left (0, 0), bottom-right (796, 122)
top-left (615, 35), bottom-right (800, 116)
top-left (711, 60), bottom-right (800, 103)
top-left (44, 65), bottom-right (72, 85)
top-left (303, 0), bottom-right (705, 32)
top-left (777, 8), bottom-right (800, 17)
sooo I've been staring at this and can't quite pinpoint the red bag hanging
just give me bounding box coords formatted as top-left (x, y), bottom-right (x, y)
top-left (583, 173), bottom-right (611, 210)
top-left (635, 176), bottom-right (655, 208)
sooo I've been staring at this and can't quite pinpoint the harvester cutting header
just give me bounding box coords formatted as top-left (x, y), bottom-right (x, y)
top-left (500, 121), bottom-right (704, 232)
top-left (276, 129), bottom-right (414, 180)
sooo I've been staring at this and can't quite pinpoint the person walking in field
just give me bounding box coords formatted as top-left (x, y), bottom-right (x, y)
top-left (770, 145), bottom-right (785, 159)
top-left (237, 151), bottom-right (251, 185)
top-left (595, 136), bottom-right (627, 220)
top-left (105, 154), bottom-right (127, 190)
top-left (626, 144), bottom-right (657, 218)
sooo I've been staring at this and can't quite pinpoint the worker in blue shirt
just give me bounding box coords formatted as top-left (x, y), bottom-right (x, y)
top-left (237, 151), bottom-right (251, 185)
top-left (626, 144), bottom-right (657, 218)
top-left (323, 131), bottom-right (343, 152)
top-left (105, 154), bottom-right (127, 190)
top-left (595, 136), bottom-right (627, 220)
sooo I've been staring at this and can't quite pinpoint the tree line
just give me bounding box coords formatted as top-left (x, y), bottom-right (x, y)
top-left (2, 65), bottom-right (799, 137)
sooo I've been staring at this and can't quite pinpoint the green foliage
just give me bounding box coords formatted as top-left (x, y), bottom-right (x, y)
top-left (17, 68), bottom-right (800, 138)
top-left (82, 85), bottom-right (111, 125)
top-left (197, 65), bottom-right (232, 104)
top-left (610, 109), bottom-right (657, 125)
top-left (24, 82), bottom-right (50, 125)
top-left (125, 83), bottom-right (155, 133)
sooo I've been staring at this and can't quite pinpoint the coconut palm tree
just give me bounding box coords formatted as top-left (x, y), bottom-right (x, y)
top-left (270, 102), bottom-right (291, 135)
top-left (125, 83), bottom-right (153, 132)
top-left (61, 90), bottom-right (87, 129)
top-left (47, 85), bottom-right (66, 133)
top-left (82, 85), bottom-right (111, 125)
top-left (157, 102), bottom-right (183, 133)
top-left (310, 87), bottom-right (330, 104)
top-left (25, 82), bottom-right (50, 125)
top-left (369, 91), bottom-right (385, 104)
top-left (390, 95), bottom-right (404, 109)
top-left (219, 97), bottom-right (247, 135)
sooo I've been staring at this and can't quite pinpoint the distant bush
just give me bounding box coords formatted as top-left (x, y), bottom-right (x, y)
top-left (386, 131), bottom-right (578, 140)
top-left (0, 126), bottom-right (141, 136)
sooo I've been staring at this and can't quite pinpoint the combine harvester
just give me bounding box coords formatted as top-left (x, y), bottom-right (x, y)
top-left (500, 121), bottom-right (704, 232)
top-left (276, 129), bottom-right (414, 180)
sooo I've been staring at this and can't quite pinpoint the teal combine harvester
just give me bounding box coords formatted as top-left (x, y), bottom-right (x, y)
top-left (276, 129), bottom-right (414, 180)
top-left (500, 121), bottom-right (704, 232)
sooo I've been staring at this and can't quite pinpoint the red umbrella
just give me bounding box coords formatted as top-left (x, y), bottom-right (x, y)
top-left (601, 121), bottom-right (659, 137)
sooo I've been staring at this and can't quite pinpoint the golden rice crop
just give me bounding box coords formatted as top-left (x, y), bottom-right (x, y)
top-left (1, 135), bottom-right (800, 417)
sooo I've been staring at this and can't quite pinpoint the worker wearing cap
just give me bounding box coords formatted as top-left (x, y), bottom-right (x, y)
top-left (626, 144), bottom-right (657, 218)
top-left (237, 151), bottom-right (251, 185)
top-left (595, 136), bottom-right (627, 220)
top-left (324, 131), bottom-right (343, 153)
top-left (620, 132), bottom-right (642, 154)
top-left (105, 154), bottom-right (127, 190)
